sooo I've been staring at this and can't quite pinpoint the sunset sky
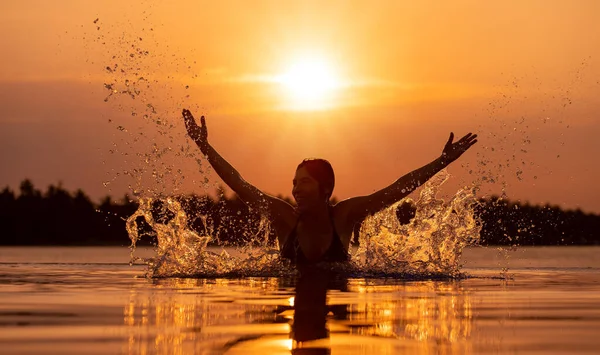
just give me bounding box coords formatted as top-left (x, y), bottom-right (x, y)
top-left (1, 0), bottom-right (599, 213)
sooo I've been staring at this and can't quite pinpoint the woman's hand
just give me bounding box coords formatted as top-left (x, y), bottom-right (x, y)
top-left (183, 109), bottom-right (208, 151)
top-left (441, 132), bottom-right (478, 165)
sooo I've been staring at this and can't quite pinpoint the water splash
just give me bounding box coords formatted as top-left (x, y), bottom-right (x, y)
top-left (127, 197), bottom-right (287, 278)
top-left (84, 13), bottom-right (206, 203)
top-left (127, 169), bottom-right (480, 278)
top-left (353, 170), bottom-right (481, 277)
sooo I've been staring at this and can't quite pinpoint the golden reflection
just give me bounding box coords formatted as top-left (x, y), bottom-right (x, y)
top-left (121, 276), bottom-right (473, 354)
top-left (122, 277), bottom-right (290, 354)
top-left (284, 338), bottom-right (293, 351)
top-left (345, 280), bottom-right (473, 348)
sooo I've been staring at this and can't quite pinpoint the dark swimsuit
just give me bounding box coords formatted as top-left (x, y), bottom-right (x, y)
top-left (281, 210), bottom-right (349, 264)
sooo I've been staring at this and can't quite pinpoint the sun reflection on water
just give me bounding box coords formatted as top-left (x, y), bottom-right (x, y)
top-left (121, 278), bottom-right (290, 354)
top-left (343, 280), bottom-right (472, 347)
top-left (120, 277), bottom-right (473, 354)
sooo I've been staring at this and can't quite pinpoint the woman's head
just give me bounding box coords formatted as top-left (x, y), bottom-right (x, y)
top-left (292, 158), bottom-right (335, 210)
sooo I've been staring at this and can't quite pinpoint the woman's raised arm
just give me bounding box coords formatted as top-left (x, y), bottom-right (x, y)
top-left (182, 109), bottom-right (295, 224)
top-left (337, 132), bottom-right (478, 224)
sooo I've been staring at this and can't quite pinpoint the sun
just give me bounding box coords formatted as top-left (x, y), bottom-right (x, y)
top-left (277, 58), bottom-right (341, 110)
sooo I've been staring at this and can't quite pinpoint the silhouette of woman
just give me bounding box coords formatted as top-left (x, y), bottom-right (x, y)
top-left (183, 109), bottom-right (477, 263)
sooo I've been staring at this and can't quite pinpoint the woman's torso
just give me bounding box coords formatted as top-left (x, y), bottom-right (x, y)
top-left (279, 206), bottom-right (351, 264)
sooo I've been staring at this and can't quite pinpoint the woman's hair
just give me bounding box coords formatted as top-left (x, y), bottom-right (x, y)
top-left (296, 158), bottom-right (335, 199)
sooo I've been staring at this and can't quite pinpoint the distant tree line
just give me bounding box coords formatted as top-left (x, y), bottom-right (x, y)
top-left (0, 180), bottom-right (137, 246)
top-left (475, 196), bottom-right (600, 246)
top-left (0, 179), bottom-right (599, 246)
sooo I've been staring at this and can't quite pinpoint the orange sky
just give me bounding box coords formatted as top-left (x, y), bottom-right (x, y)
top-left (1, 0), bottom-right (599, 213)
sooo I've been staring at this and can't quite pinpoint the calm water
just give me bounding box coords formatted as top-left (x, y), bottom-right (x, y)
top-left (1, 246), bottom-right (599, 354)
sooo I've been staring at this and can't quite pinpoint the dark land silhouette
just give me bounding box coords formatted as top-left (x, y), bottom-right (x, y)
top-left (0, 179), bottom-right (599, 246)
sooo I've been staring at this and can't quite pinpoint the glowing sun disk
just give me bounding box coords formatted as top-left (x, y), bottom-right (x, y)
top-left (277, 59), bottom-right (340, 110)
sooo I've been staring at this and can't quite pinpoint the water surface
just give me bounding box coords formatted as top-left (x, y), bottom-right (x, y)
top-left (1, 246), bottom-right (599, 354)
